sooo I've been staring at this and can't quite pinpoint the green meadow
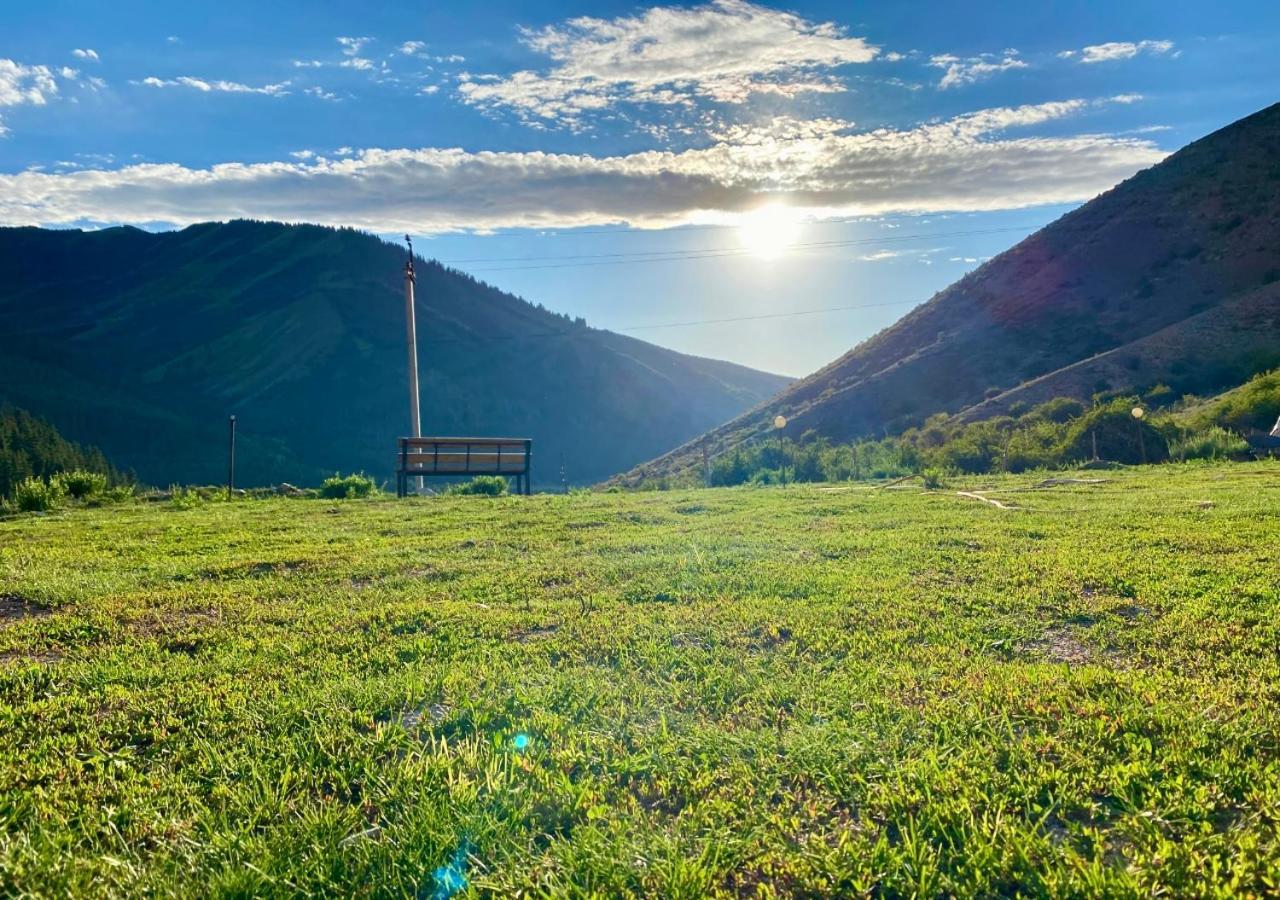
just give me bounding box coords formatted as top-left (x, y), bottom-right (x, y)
top-left (1, 462), bottom-right (1278, 896)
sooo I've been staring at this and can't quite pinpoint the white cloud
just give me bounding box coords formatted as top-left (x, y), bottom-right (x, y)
top-left (337, 36), bottom-right (372, 55)
top-left (304, 86), bottom-right (339, 101)
top-left (1073, 40), bottom-right (1175, 64)
top-left (292, 59), bottom-right (324, 68)
top-left (336, 36), bottom-right (375, 70)
top-left (71, 48), bottom-right (100, 62)
top-left (167, 36), bottom-right (182, 44)
top-left (419, 85), bottom-right (440, 95)
top-left (137, 76), bottom-right (291, 96)
top-left (0, 59), bottom-right (60, 134)
top-left (458, 0), bottom-right (878, 126)
top-left (930, 51), bottom-right (1027, 89)
top-left (400, 41), bottom-right (427, 56)
top-left (0, 99), bottom-right (1165, 234)
top-left (859, 250), bottom-right (904, 261)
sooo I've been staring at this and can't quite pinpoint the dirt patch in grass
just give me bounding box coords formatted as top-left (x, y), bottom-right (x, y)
top-left (1023, 626), bottom-right (1125, 667)
top-left (513, 624), bottom-right (559, 643)
top-left (400, 702), bottom-right (449, 731)
top-left (0, 595), bottom-right (53, 624)
top-left (0, 649), bottom-right (63, 665)
top-left (132, 608), bottom-right (221, 637)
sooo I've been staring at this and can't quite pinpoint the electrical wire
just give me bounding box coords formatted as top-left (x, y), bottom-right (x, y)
top-left (420, 297), bottom-right (923, 347)
top-left (445, 225), bottom-right (1033, 272)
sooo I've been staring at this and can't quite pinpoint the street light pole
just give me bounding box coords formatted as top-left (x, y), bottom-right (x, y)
top-left (1132, 407), bottom-right (1147, 465)
top-left (404, 235), bottom-right (421, 441)
top-left (227, 415), bottom-right (236, 500)
top-left (773, 415), bottom-right (787, 486)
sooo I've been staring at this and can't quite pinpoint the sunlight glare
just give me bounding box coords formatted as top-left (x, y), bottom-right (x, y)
top-left (737, 204), bottom-right (802, 260)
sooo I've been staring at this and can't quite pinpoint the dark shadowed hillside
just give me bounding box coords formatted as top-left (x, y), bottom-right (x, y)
top-left (616, 102), bottom-right (1280, 485)
top-left (0, 221), bottom-right (789, 486)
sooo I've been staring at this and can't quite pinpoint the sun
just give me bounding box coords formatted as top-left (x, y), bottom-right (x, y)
top-left (737, 204), bottom-right (802, 260)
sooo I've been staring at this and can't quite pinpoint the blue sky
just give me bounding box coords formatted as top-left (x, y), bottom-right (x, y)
top-left (2, 1), bottom-right (1278, 376)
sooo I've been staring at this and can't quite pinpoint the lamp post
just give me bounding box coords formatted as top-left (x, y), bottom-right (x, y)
top-left (404, 235), bottom-right (422, 492)
top-left (1131, 406), bottom-right (1147, 465)
top-left (773, 415), bottom-right (787, 486)
top-left (227, 415), bottom-right (236, 500)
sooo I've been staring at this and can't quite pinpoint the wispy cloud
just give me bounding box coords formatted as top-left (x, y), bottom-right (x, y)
top-left (399, 41), bottom-right (427, 56)
top-left (458, 0), bottom-right (879, 127)
top-left (337, 36), bottom-right (375, 70)
top-left (0, 59), bottom-right (60, 135)
top-left (1060, 40), bottom-right (1175, 63)
top-left (137, 76), bottom-right (291, 96)
top-left (71, 48), bottom-right (100, 62)
top-left (929, 51), bottom-right (1027, 89)
top-left (0, 98), bottom-right (1163, 233)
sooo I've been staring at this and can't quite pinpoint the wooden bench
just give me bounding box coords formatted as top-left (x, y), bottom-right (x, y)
top-left (397, 437), bottom-right (532, 497)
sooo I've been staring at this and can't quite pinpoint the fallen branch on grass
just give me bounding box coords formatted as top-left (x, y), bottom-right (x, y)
top-left (1033, 478), bottom-right (1108, 488)
top-left (956, 491), bottom-right (1018, 510)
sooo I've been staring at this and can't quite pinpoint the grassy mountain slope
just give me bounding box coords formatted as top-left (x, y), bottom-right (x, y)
top-left (0, 221), bottom-right (789, 486)
top-left (615, 102), bottom-right (1280, 485)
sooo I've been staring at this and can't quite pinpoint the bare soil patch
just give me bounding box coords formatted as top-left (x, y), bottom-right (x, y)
top-left (0, 595), bottom-right (52, 624)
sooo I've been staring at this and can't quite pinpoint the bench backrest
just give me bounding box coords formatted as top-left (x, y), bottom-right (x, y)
top-left (398, 437), bottom-right (531, 475)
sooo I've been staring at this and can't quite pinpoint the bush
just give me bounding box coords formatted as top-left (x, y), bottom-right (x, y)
top-left (447, 475), bottom-right (509, 496)
top-left (14, 476), bottom-right (64, 512)
top-left (920, 467), bottom-right (946, 490)
top-left (102, 484), bottom-right (137, 505)
top-left (53, 469), bottom-right (108, 500)
top-left (319, 472), bottom-right (378, 499)
top-left (1169, 426), bottom-right (1249, 462)
top-left (169, 486), bottom-right (203, 510)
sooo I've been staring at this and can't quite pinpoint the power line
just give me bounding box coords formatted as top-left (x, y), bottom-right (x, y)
top-left (449, 225), bottom-right (1034, 272)
top-left (420, 297), bottom-right (922, 347)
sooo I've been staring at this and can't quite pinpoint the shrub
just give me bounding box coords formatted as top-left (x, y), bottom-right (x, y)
top-left (1169, 426), bottom-right (1249, 462)
top-left (319, 472), bottom-right (378, 499)
top-left (14, 476), bottom-right (65, 512)
top-left (169, 486), bottom-right (203, 509)
top-left (920, 467), bottom-right (946, 490)
top-left (447, 475), bottom-right (509, 496)
top-left (53, 469), bottom-right (108, 500)
top-left (102, 484), bottom-right (137, 505)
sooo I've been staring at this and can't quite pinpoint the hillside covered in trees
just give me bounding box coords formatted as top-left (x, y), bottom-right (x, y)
top-left (0, 406), bottom-right (117, 501)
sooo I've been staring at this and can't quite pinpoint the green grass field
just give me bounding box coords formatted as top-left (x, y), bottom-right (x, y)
top-left (2, 463), bottom-right (1279, 896)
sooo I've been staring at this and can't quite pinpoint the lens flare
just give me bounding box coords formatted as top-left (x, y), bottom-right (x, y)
top-left (737, 204), bottom-right (802, 260)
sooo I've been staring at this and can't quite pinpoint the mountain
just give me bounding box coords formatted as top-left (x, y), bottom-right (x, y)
top-left (0, 221), bottom-right (790, 487)
top-left (615, 102), bottom-right (1280, 485)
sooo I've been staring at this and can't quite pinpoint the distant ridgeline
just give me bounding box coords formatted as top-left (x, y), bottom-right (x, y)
top-left (0, 406), bottom-right (118, 500)
top-left (0, 220), bottom-right (790, 488)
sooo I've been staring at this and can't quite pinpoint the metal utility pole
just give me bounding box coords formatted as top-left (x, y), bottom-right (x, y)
top-left (1132, 406), bottom-right (1147, 465)
top-left (404, 235), bottom-right (422, 441)
top-left (227, 415), bottom-right (236, 499)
